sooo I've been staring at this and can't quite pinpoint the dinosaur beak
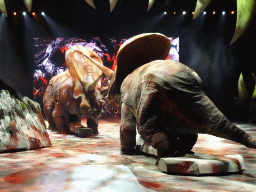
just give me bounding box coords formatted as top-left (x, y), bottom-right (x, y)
top-left (65, 45), bottom-right (104, 98)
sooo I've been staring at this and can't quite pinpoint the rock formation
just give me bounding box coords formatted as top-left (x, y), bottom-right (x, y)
top-left (0, 79), bottom-right (51, 153)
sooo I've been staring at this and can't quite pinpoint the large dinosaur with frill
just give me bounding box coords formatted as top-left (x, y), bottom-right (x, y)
top-left (83, 33), bottom-right (256, 161)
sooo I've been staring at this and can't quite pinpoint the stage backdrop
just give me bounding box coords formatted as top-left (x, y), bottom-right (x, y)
top-left (33, 37), bottom-right (179, 118)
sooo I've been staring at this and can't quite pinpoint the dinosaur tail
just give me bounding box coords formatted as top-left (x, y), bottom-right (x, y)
top-left (205, 117), bottom-right (256, 149)
top-left (193, 92), bottom-right (256, 149)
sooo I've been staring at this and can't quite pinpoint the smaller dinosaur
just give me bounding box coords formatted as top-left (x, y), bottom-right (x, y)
top-left (43, 46), bottom-right (107, 135)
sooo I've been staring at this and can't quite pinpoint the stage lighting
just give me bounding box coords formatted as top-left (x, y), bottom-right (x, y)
top-left (222, 11), bottom-right (226, 15)
top-left (164, 11), bottom-right (167, 15)
top-left (41, 12), bottom-right (45, 16)
top-left (192, 12), bottom-right (194, 15)
top-left (23, 12), bottom-right (26, 16)
top-left (213, 11), bottom-right (216, 15)
top-left (32, 12), bottom-right (35, 16)
top-left (231, 11), bottom-right (235, 15)
top-left (203, 11), bottom-right (206, 15)
top-left (183, 11), bottom-right (186, 15)
top-left (173, 12), bottom-right (176, 15)
top-left (13, 12), bottom-right (17, 16)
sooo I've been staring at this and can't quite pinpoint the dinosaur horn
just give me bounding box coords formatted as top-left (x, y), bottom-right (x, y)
top-left (83, 53), bottom-right (114, 79)
top-left (193, 0), bottom-right (211, 20)
top-left (230, 0), bottom-right (256, 45)
top-left (87, 74), bottom-right (103, 92)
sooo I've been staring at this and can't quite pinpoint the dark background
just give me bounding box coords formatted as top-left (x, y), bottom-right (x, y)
top-left (0, 0), bottom-right (255, 120)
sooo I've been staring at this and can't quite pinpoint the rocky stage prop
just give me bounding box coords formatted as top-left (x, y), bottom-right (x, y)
top-left (0, 79), bottom-right (51, 153)
top-left (84, 33), bottom-right (256, 165)
top-left (136, 137), bottom-right (245, 175)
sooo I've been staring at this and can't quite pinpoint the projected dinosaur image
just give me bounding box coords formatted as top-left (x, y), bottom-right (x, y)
top-left (87, 33), bottom-right (256, 159)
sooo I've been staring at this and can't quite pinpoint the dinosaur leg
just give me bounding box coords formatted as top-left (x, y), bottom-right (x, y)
top-left (150, 132), bottom-right (178, 157)
top-left (67, 114), bottom-right (93, 137)
top-left (136, 84), bottom-right (178, 158)
top-left (43, 85), bottom-right (57, 131)
top-left (51, 90), bottom-right (71, 134)
top-left (44, 105), bottom-right (57, 131)
top-left (67, 114), bottom-right (84, 133)
top-left (120, 103), bottom-right (137, 154)
top-left (87, 117), bottom-right (99, 135)
top-left (53, 115), bottom-right (68, 134)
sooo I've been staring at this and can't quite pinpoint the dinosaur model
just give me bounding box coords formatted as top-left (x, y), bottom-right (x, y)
top-left (84, 33), bottom-right (256, 159)
top-left (43, 45), bottom-right (109, 136)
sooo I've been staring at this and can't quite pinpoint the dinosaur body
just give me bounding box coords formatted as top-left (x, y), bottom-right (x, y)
top-left (43, 46), bottom-right (105, 135)
top-left (95, 33), bottom-right (256, 159)
top-left (119, 60), bottom-right (256, 156)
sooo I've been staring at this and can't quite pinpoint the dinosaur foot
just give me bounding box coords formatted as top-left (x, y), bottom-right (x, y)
top-left (91, 129), bottom-right (99, 135)
top-left (73, 127), bottom-right (93, 138)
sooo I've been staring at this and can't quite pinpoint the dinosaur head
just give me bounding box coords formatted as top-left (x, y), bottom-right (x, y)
top-left (65, 45), bottom-right (106, 114)
top-left (106, 33), bottom-right (171, 109)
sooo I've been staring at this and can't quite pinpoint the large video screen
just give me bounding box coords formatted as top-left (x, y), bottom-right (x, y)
top-left (33, 37), bottom-right (179, 118)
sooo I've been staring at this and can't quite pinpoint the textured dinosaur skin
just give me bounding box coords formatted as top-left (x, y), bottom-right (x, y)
top-left (43, 46), bottom-right (105, 135)
top-left (43, 70), bottom-right (104, 135)
top-left (115, 60), bottom-right (256, 157)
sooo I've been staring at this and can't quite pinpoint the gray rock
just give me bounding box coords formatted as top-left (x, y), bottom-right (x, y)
top-left (0, 89), bottom-right (51, 152)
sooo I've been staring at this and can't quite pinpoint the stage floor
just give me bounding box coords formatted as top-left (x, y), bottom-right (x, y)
top-left (1, 120), bottom-right (256, 191)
